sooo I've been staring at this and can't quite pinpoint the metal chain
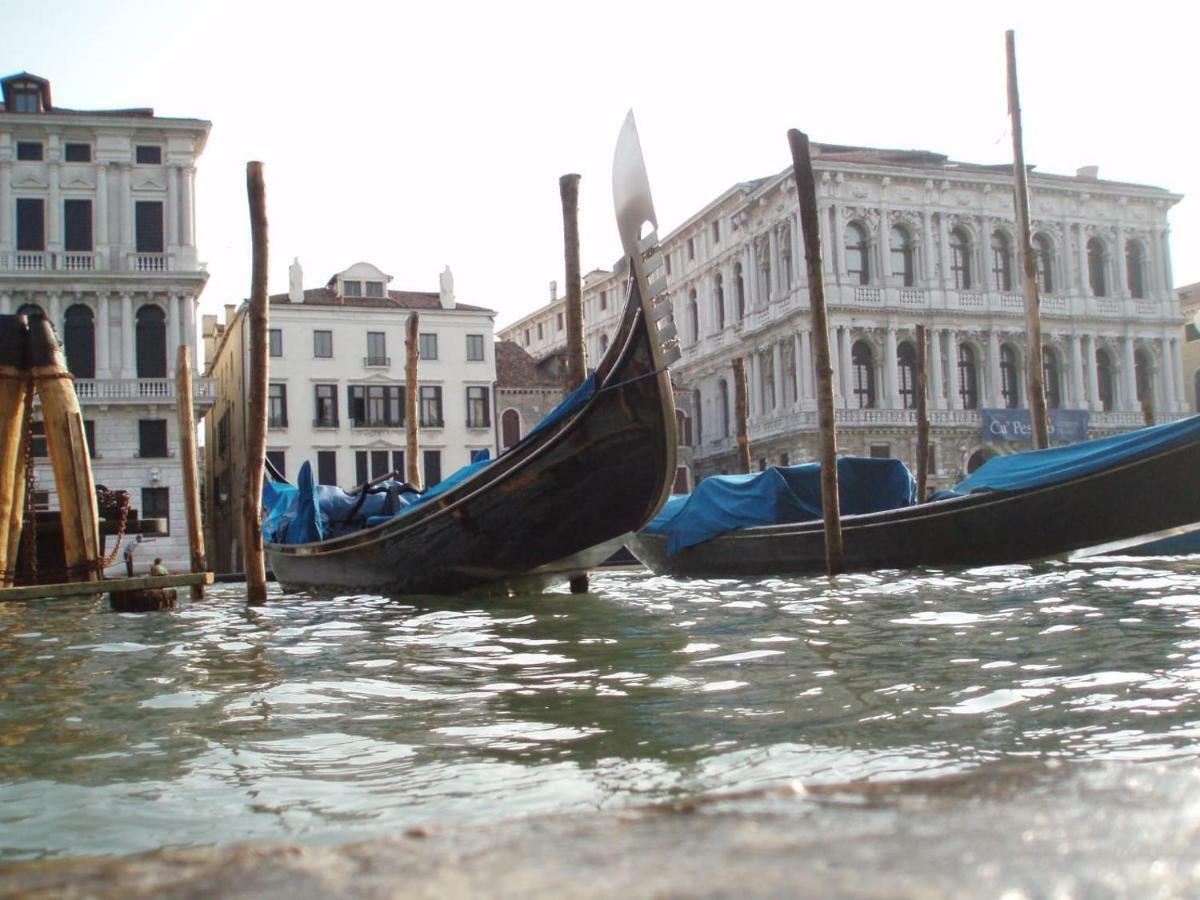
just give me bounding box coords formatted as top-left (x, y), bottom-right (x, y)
top-left (98, 489), bottom-right (130, 569)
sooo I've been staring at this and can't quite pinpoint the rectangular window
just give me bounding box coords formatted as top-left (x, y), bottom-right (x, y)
top-left (268, 383), bottom-right (288, 427)
top-left (419, 385), bottom-right (444, 427)
top-left (556, 312), bottom-right (564, 331)
top-left (141, 487), bottom-right (170, 535)
top-left (16, 141), bottom-right (43, 161)
top-left (135, 201), bottom-right (164, 253)
top-left (355, 451), bottom-right (368, 486)
top-left (313, 330), bottom-right (333, 357)
top-left (391, 450), bottom-right (405, 477)
top-left (466, 334), bottom-right (485, 361)
top-left (317, 451), bottom-right (338, 486)
top-left (370, 449), bottom-right (390, 479)
top-left (687, 237), bottom-right (695, 261)
top-left (64, 143), bottom-right (91, 162)
top-left (31, 420), bottom-right (47, 458)
top-left (138, 419), bottom-right (168, 458)
top-left (365, 281), bottom-right (384, 298)
top-left (265, 450), bottom-right (286, 480)
top-left (869, 443), bottom-right (891, 459)
top-left (16, 198), bottom-right (45, 251)
top-left (63, 199), bottom-right (93, 252)
top-left (600, 290), bottom-right (608, 311)
top-left (217, 411), bottom-right (229, 457)
top-left (523, 329), bottom-right (530, 346)
top-left (83, 419), bottom-right (96, 458)
top-left (419, 333), bottom-right (438, 360)
top-left (343, 280), bottom-right (362, 297)
top-left (135, 145), bottom-right (162, 164)
top-left (348, 385), bottom-right (403, 427)
top-left (423, 450), bottom-right (442, 487)
top-left (268, 328), bottom-right (282, 357)
top-left (314, 384), bottom-right (338, 427)
top-left (537, 323), bottom-right (544, 340)
top-left (712, 220), bottom-right (720, 244)
top-left (466, 386), bottom-right (490, 428)
top-left (12, 91), bottom-right (39, 113)
top-left (366, 332), bottom-right (387, 366)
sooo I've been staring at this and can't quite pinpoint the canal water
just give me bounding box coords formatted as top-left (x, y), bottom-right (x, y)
top-left (1, 558), bottom-right (1199, 865)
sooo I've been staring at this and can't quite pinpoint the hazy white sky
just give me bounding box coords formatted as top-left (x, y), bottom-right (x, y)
top-left (6, 0), bottom-right (1197, 329)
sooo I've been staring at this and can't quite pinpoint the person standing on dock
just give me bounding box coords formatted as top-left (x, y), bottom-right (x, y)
top-left (123, 535), bottom-right (143, 577)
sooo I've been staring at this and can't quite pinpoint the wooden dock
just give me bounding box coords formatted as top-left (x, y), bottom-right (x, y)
top-left (0, 572), bottom-right (214, 603)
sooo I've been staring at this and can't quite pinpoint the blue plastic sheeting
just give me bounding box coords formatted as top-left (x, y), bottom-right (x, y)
top-left (644, 457), bottom-right (917, 554)
top-left (941, 413), bottom-right (1200, 498)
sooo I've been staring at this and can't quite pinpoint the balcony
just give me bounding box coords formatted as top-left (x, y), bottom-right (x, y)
top-left (0, 250), bottom-right (189, 273)
top-left (363, 356), bottom-right (391, 368)
top-left (130, 253), bottom-right (167, 272)
top-left (71, 377), bottom-right (216, 409)
top-left (312, 417), bottom-right (340, 429)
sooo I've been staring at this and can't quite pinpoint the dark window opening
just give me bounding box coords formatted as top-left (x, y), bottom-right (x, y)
top-left (64, 143), bottom-right (91, 162)
top-left (16, 198), bottom-right (45, 251)
top-left (370, 450), bottom-right (390, 480)
top-left (950, 228), bottom-right (972, 290)
top-left (423, 450), bottom-right (442, 487)
top-left (135, 201), bottom-right (164, 253)
top-left (314, 330), bottom-right (333, 357)
top-left (958, 343), bottom-right (979, 410)
top-left (63, 199), bottom-right (92, 252)
top-left (314, 384), bottom-right (339, 427)
top-left (265, 451), bottom-right (286, 480)
top-left (999, 345), bottom-right (1021, 409)
top-left (851, 340), bottom-right (876, 409)
top-left (317, 451), bottom-right (338, 486)
top-left (869, 443), bottom-right (891, 459)
top-left (268, 328), bottom-right (282, 357)
top-left (501, 409), bottom-right (521, 448)
top-left (268, 383), bottom-right (288, 427)
top-left (466, 334), bottom-right (485, 361)
top-left (64, 304), bottom-right (95, 378)
top-left (348, 385), bottom-right (403, 427)
top-left (135, 304), bottom-right (166, 378)
top-left (419, 386), bottom-right (444, 427)
top-left (466, 386), bottom-right (490, 428)
top-left (846, 223), bottom-right (870, 285)
top-left (138, 420), bottom-right (168, 458)
top-left (142, 487), bottom-right (170, 535)
top-left (419, 333), bottom-right (438, 360)
top-left (897, 342), bottom-right (917, 409)
top-left (16, 141), bottom-right (43, 161)
top-left (355, 451), bottom-right (368, 486)
top-left (135, 145), bottom-right (162, 164)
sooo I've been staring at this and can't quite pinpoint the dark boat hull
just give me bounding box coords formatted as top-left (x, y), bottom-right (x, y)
top-left (628, 436), bottom-right (1200, 578)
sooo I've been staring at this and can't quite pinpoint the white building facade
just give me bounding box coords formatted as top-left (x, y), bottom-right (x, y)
top-left (0, 71), bottom-right (212, 573)
top-left (500, 143), bottom-right (1185, 490)
top-left (202, 261), bottom-right (497, 573)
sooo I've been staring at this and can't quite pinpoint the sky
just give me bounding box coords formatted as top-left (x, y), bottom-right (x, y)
top-left (5, 0), bottom-right (1197, 332)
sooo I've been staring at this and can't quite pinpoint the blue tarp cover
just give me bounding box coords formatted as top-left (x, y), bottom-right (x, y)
top-left (941, 413), bottom-right (1200, 498)
top-left (644, 457), bottom-right (917, 554)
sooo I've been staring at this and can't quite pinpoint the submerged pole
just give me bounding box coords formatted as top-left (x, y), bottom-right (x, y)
top-left (915, 324), bottom-right (931, 502)
top-left (0, 315), bottom-right (30, 587)
top-left (30, 317), bottom-right (101, 583)
top-left (788, 128), bottom-right (844, 576)
top-left (243, 161), bottom-right (269, 606)
top-left (732, 357), bottom-right (752, 474)
top-left (175, 345), bottom-right (207, 599)
top-left (1007, 30), bottom-right (1049, 449)
top-left (405, 312), bottom-right (422, 489)
top-left (560, 174), bottom-right (588, 391)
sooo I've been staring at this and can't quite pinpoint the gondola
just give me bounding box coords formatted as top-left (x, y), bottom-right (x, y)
top-left (627, 414), bottom-right (1200, 578)
top-left (265, 113), bottom-right (678, 596)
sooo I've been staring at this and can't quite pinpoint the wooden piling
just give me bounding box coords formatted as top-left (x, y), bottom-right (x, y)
top-left (29, 317), bottom-right (101, 583)
top-left (0, 315), bottom-right (30, 588)
top-left (732, 357), bottom-right (752, 474)
top-left (560, 173), bottom-right (587, 392)
top-left (915, 324), bottom-right (931, 502)
top-left (405, 312), bottom-right (422, 489)
top-left (175, 345), bottom-right (207, 599)
top-left (243, 161), bottom-right (270, 606)
top-left (1006, 30), bottom-right (1049, 449)
top-left (788, 129), bottom-right (844, 576)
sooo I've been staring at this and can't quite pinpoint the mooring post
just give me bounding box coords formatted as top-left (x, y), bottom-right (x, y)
top-left (243, 161), bottom-right (270, 606)
top-left (788, 129), bottom-right (844, 576)
top-left (0, 315), bottom-right (30, 588)
top-left (915, 324), bottom-right (931, 501)
top-left (732, 357), bottom-right (752, 474)
top-left (404, 312), bottom-right (422, 489)
top-left (175, 345), bottom-right (207, 599)
top-left (560, 174), bottom-right (587, 392)
top-left (29, 317), bottom-right (101, 583)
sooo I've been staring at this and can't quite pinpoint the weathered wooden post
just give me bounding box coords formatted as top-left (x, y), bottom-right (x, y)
top-left (30, 317), bottom-right (101, 583)
top-left (915, 324), bottom-right (931, 502)
top-left (404, 312), bottom-right (422, 489)
top-left (175, 345), bottom-right (207, 599)
top-left (788, 129), bottom-right (844, 575)
top-left (243, 161), bottom-right (269, 606)
top-left (0, 315), bottom-right (30, 588)
top-left (732, 357), bottom-right (752, 474)
top-left (1007, 30), bottom-right (1049, 449)
top-left (560, 173), bottom-right (587, 392)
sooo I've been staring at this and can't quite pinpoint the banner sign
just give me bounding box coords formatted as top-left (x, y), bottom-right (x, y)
top-left (982, 408), bottom-right (1090, 444)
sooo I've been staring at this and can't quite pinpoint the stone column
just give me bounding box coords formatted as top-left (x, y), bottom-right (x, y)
top-left (47, 160), bottom-right (61, 254)
top-left (817, 204), bottom-right (833, 276)
top-left (884, 326), bottom-right (899, 407)
top-left (180, 166), bottom-right (196, 248)
top-left (95, 161), bottom-right (109, 254)
top-left (1084, 334), bottom-right (1100, 409)
top-left (839, 325), bottom-right (853, 408)
top-left (772, 341), bottom-right (783, 411)
top-left (987, 331), bottom-right (1001, 407)
top-left (1115, 227), bottom-right (1128, 297)
top-left (1070, 334), bottom-right (1085, 409)
top-left (835, 210), bottom-right (848, 281)
top-left (121, 292), bottom-right (135, 377)
top-left (118, 163), bottom-right (132, 251)
top-left (946, 331), bottom-right (962, 409)
top-left (1171, 337), bottom-right (1184, 412)
top-left (879, 206), bottom-right (892, 281)
top-left (938, 213), bottom-right (951, 291)
top-left (930, 328), bottom-right (945, 410)
top-left (1076, 224), bottom-right (1090, 295)
top-left (748, 350), bottom-right (760, 418)
top-left (793, 332), bottom-right (805, 404)
top-left (1162, 228), bottom-right (1175, 296)
top-left (167, 163), bottom-right (180, 247)
top-left (0, 161), bottom-right (11, 246)
top-left (49, 291), bottom-right (62, 333)
top-left (96, 293), bottom-right (111, 376)
top-left (768, 227), bottom-right (780, 300)
top-left (922, 211), bottom-right (936, 288)
top-left (167, 293), bottom-right (180, 356)
top-left (1120, 335), bottom-right (1137, 411)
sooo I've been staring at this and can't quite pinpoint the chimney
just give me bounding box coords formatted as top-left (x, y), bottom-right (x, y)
top-left (1075, 165), bottom-right (1099, 180)
top-left (224, 304), bottom-right (236, 324)
top-left (549, 280), bottom-right (557, 303)
top-left (288, 257), bottom-right (304, 303)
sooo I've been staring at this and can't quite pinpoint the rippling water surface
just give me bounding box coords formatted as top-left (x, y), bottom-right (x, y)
top-left (2, 558), bottom-right (1199, 860)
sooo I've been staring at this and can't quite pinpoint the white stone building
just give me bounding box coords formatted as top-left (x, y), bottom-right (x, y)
top-left (202, 260), bottom-right (497, 573)
top-left (0, 71), bottom-right (212, 573)
top-left (1180, 283), bottom-right (1200, 413)
top-left (500, 143), bottom-right (1186, 490)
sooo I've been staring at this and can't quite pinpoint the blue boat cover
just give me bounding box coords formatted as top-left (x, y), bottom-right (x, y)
top-left (941, 413), bottom-right (1200, 498)
top-left (644, 457), bottom-right (917, 554)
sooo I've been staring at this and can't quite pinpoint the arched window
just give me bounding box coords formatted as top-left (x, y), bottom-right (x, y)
top-left (1096, 347), bottom-right (1115, 411)
top-left (714, 273), bottom-right (725, 330)
top-left (1033, 233), bottom-right (1054, 294)
top-left (779, 225), bottom-right (793, 291)
top-left (783, 343), bottom-right (797, 405)
top-left (599, 333), bottom-right (609, 354)
top-left (890, 226), bottom-right (914, 287)
top-left (991, 231), bottom-right (1013, 292)
top-left (761, 350), bottom-right (776, 410)
top-left (717, 378), bottom-right (730, 437)
top-left (675, 409), bottom-right (693, 447)
top-left (694, 387), bottom-right (703, 445)
top-left (897, 341), bottom-right (917, 409)
top-left (1042, 346), bottom-right (1061, 409)
top-left (950, 227), bottom-right (972, 290)
top-left (63, 304), bottom-right (95, 378)
top-left (16, 302), bottom-right (45, 324)
top-left (688, 289), bottom-right (699, 344)
top-left (1087, 238), bottom-right (1108, 297)
top-left (135, 304), bottom-right (167, 378)
top-left (851, 340), bottom-right (876, 409)
top-left (1126, 241), bottom-right (1146, 299)
top-left (999, 343), bottom-right (1021, 409)
top-left (845, 222), bottom-right (869, 285)
top-left (958, 343), bottom-right (979, 409)
top-left (734, 263), bottom-right (745, 319)
top-left (1135, 348), bottom-right (1153, 407)
top-left (501, 409), bottom-right (521, 449)
top-left (967, 447), bottom-right (996, 473)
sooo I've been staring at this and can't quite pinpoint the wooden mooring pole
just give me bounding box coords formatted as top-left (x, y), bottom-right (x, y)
top-left (243, 161), bottom-right (269, 606)
top-left (405, 312), bottom-right (422, 489)
top-left (915, 324), bottom-right (931, 502)
top-left (175, 345), bottom-right (207, 599)
top-left (0, 315), bottom-right (30, 588)
top-left (732, 357), bottom-right (752, 474)
top-left (1007, 30), bottom-right (1050, 449)
top-left (560, 173), bottom-right (590, 594)
top-left (788, 129), bottom-right (844, 576)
